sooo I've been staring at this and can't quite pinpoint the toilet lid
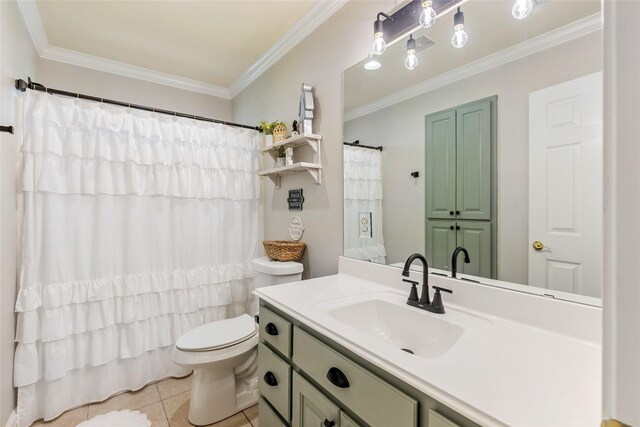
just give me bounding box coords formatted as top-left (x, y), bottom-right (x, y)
top-left (176, 314), bottom-right (257, 352)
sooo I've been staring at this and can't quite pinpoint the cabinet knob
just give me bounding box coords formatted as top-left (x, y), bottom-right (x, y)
top-left (263, 371), bottom-right (278, 387)
top-left (456, 225), bottom-right (461, 230)
top-left (449, 225), bottom-right (454, 230)
top-left (326, 367), bottom-right (350, 388)
top-left (456, 210), bottom-right (460, 215)
top-left (449, 211), bottom-right (454, 216)
top-left (323, 420), bottom-right (336, 427)
top-left (265, 322), bottom-right (279, 336)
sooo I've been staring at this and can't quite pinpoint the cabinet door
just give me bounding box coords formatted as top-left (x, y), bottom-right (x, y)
top-left (340, 411), bottom-right (362, 427)
top-left (456, 100), bottom-right (492, 220)
top-left (426, 220), bottom-right (457, 272)
top-left (426, 109), bottom-right (457, 219)
top-left (292, 372), bottom-right (340, 427)
top-left (456, 221), bottom-right (492, 278)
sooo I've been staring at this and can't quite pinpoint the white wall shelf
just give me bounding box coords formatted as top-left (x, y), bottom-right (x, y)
top-left (259, 133), bottom-right (322, 188)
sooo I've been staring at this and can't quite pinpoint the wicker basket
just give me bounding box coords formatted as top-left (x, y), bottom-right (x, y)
top-left (263, 240), bottom-right (306, 262)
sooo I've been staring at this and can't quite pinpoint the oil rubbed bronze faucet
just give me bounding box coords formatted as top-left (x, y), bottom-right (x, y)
top-left (451, 246), bottom-right (471, 279)
top-left (402, 253), bottom-right (453, 314)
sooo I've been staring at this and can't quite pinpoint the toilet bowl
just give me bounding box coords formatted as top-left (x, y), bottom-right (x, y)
top-left (171, 257), bottom-right (303, 425)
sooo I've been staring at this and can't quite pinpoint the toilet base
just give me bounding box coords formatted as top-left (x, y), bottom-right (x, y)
top-left (186, 348), bottom-right (259, 426)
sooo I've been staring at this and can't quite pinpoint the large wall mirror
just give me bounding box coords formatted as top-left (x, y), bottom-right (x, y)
top-left (342, 0), bottom-right (602, 302)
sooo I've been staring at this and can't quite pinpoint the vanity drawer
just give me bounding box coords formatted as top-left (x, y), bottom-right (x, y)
top-left (258, 397), bottom-right (287, 427)
top-left (260, 306), bottom-right (292, 358)
top-left (293, 327), bottom-right (418, 427)
top-left (428, 409), bottom-right (461, 427)
top-left (258, 342), bottom-right (291, 422)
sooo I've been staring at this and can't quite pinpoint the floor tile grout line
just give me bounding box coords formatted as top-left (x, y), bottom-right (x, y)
top-left (160, 396), bottom-right (171, 426)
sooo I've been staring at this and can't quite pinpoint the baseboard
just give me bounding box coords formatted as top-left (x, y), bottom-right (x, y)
top-left (4, 410), bottom-right (16, 427)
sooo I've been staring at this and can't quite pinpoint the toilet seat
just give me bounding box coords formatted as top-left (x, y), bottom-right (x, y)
top-left (176, 314), bottom-right (257, 352)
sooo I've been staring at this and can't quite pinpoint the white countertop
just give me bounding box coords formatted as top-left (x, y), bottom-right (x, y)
top-left (254, 259), bottom-right (601, 427)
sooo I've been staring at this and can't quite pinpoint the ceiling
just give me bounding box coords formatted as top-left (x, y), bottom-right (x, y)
top-left (344, 0), bottom-right (601, 113)
top-left (22, 0), bottom-right (345, 98)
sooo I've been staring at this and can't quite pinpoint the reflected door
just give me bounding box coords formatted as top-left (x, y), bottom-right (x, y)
top-left (528, 72), bottom-right (603, 297)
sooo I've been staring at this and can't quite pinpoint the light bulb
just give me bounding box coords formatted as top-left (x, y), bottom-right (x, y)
top-left (419, 1), bottom-right (437, 28)
top-left (405, 50), bottom-right (418, 70)
top-left (364, 55), bottom-right (381, 71)
top-left (372, 34), bottom-right (387, 55)
top-left (452, 25), bottom-right (468, 48)
top-left (512, 0), bottom-right (533, 19)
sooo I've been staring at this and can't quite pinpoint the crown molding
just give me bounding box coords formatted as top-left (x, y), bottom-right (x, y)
top-left (16, 0), bottom-right (47, 55)
top-left (344, 12), bottom-right (603, 122)
top-left (17, 0), bottom-right (346, 100)
top-left (40, 45), bottom-right (232, 98)
top-left (228, 0), bottom-right (349, 98)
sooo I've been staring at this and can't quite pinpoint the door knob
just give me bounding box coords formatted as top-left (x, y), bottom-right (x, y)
top-left (532, 240), bottom-right (545, 251)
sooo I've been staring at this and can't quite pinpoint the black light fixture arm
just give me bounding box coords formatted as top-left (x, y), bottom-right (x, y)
top-left (14, 77), bottom-right (261, 132)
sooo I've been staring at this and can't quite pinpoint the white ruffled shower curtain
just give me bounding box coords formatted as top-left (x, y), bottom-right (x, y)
top-left (13, 91), bottom-right (261, 427)
top-left (343, 145), bottom-right (386, 264)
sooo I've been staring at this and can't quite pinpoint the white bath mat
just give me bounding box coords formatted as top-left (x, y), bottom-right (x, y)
top-left (76, 410), bottom-right (151, 427)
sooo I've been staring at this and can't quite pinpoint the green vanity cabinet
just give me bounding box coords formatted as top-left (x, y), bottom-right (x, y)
top-left (425, 97), bottom-right (496, 278)
top-left (258, 302), bottom-right (481, 427)
top-left (455, 101), bottom-right (492, 221)
top-left (426, 221), bottom-right (457, 271)
top-left (426, 109), bottom-right (456, 220)
top-left (293, 372), bottom-right (342, 427)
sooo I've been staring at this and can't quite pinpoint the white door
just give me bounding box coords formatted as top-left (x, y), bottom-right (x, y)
top-left (528, 72), bottom-right (602, 297)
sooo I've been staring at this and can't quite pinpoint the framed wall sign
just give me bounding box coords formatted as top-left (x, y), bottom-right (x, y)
top-left (289, 216), bottom-right (305, 241)
top-left (288, 189), bottom-right (305, 210)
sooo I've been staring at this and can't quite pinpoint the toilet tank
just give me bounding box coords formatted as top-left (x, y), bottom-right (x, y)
top-left (251, 257), bottom-right (303, 288)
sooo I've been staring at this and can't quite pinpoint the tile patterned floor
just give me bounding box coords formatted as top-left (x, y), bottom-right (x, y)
top-left (32, 375), bottom-right (259, 427)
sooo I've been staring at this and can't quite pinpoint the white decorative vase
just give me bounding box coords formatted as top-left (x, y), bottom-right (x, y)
top-left (276, 157), bottom-right (285, 167)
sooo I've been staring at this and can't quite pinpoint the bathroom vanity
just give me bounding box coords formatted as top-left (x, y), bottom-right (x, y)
top-left (254, 257), bottom-right (601, 427)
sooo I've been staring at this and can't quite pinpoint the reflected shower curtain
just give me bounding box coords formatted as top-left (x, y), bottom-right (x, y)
top-left (13, 91), bottom-right (261, 426)
top-left (343, 145), bottom-right (386, 263)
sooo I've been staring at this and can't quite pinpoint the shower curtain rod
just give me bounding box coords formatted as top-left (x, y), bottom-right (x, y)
top-left (15, 78), bottom-right (261, 132)
top-left (343, 140), bottom-right (383, 151)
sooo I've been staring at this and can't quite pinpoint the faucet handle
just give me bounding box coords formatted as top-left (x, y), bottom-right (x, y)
top-left (403, 279), bottom-right (419, 302)
top-left (431, 286), bottom-right (453, 314)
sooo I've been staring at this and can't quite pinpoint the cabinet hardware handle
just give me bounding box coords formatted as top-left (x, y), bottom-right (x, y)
top-left (265, 322), bottom-right (279, 336)
top-left (323, 420), bottom-right (336, 427)
top-left (456, 210), bottom-right (460, 215)
top-left (263, 371), bottom-right (278, 387)
top-left (326, 367), bottom-right (350, 388)
top-left (449, 211), bottom-right (454, 216)
top-left (449, 226), bottom-right (454, 230)
top-left (456, 225), bottom-right (461, 230)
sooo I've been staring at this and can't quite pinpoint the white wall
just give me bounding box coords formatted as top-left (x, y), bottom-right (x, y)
top-left (344, 32), bottom-right (602, 283)
top-left (37, 59), bottom-right (232, 121)
top-left (232, 0), bottom-right (399, 278)
top-left (603, 1), bottom-right (640, 424)
top-left (0, 2), bottom-right (39, 425)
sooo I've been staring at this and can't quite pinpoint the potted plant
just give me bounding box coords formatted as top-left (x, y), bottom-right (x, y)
top-left (259, 120), bottom-right (285, 147)
top-left (274, 145), bottom-right (286, 167)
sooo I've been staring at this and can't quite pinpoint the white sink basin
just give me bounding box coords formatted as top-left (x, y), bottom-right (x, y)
top-left (322, 296), bottom-right (464, 358)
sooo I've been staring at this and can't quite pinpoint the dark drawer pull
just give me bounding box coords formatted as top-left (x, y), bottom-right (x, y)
top-left (263, 371), bottom-right (278, 387)
top-left (265, 322), bottom-right (279, 336)
top-left (326, 367), bottom-right (350, 388)
top-left (324, 420), bottom-right (335, 427)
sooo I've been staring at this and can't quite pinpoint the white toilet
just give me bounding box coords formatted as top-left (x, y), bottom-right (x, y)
top-left (172, 257), bottom-right (303, 426)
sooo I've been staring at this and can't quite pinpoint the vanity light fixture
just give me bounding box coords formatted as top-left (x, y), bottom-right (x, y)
top-left (364, 54), bottom-right (381, 71)
top-left (372, 13), bottom-right (394, 55)
top-left (512, 0), bottom-right (534, 19)
top-left (405, 35), bottom-right (418, 70)
top-left (451, 7), bottom-right (468, 49)
top-left (419, 0), bottom-right (437, 28)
